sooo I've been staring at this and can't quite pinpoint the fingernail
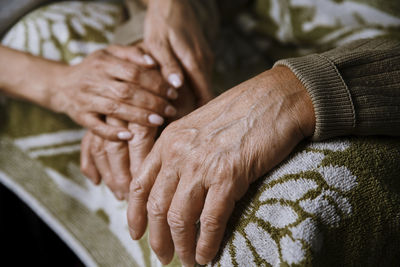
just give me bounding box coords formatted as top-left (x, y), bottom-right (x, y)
top-left (117, 131), bottom-right (133, 140)
top-left (148, 114), bottom-right (164, 125)
top-left (164, 105), bottom-right (177, 116)
top-left (167, 88), bottom-right (179, 99)
top-left (143, 54), bottom-right (155, 65)
top-left (168, 73), bottom-right (182, 88)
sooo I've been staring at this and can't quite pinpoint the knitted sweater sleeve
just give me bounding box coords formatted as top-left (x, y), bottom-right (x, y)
top-left (274, 38), bottom-right (400, 141)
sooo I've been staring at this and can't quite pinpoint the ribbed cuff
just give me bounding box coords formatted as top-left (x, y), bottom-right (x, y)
top-left (274, 54), bottom-right (356, 141)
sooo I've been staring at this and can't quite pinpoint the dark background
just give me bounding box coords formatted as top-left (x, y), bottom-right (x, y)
top-left (0, 184), bottom-right (84, 266)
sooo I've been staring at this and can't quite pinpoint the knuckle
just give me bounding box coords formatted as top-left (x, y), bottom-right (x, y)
top-left (129, 179), bottom-right (145, 196)
top-left (90, 141), bottom-right (104, 156)
top-left (104, 140), bottom-right (125, 154)
top-left (200, 214), bottom-right (224, 234)
top-left (92, 125), bottom-right (111, 139)
top-left (127, 68), bottom-right (139, 81)
top-left (115, 84), bottom-right (132, 99)
top-left (174, 244), bottom-right (193, 258)
top-left (105, 101), bottom-right (120, 115)
top-left (145, 95), bottom-right (163, 111)
top-left (167, 209), bottom-right (187, 234)
top-left (147, 196), bottom-right (167, 220)
top-left (131, 89), bottom-right (143, 106)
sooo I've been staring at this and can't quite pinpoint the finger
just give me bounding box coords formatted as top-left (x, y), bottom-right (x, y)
top-left (106, 44), bottom-right (156, 68)
top-left (196, 186), bottom-right (235, 265)
top-left (97, 52), bottom-right (144, 83)
top-left (104, 117), bottom-right (131, 200)
top-left (127, 145), bottom-right (162, 240)
top-left (146, 166), bottom-right (180, 265)
top-left (102, 51), bottom-right (176, 99)
top-left (84, 95), bottom-right (165, 126)
top-left (100, 47), bottom-right (178, 100)
top-left (80, 131), bottom-right (101, 184)
top-left (98, 49), bottom-right (177, 99)
top-left (137, 69), bottom-right (178, 100)
top-left (79, 113), bottom-right (133, 141)
top-left (170, 35), bottom-right (214, 105)
top-left (167, 176), bottom-right (206, 267)
top-left (146, 38), bottom-right (184, 89)
top-left (128, 123), bottom-right (157, 179)
top-left (87, 82), bottom-right (177, 117)
top-left (90, 134), bottom-right (114, 190)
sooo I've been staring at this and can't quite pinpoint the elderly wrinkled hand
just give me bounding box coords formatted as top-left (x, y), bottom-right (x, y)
top-left (81, 122), bottom-right (156, 200)
top-left (127, 66), bottom-right (316, 266)
top-left (144, 0), bottom-right (214, 105)
top-left (52, 44), bottom-right (178, 141)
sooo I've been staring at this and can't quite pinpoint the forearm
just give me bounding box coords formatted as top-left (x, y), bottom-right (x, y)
top-left (0, 45), bottom-right (65, 110)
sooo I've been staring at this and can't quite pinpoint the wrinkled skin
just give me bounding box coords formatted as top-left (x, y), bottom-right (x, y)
top-left (0, 44), bottom-right (177, 141)
top-left (81, 122), bottom-right (156, 200)
top-left (52, 44), bottom-right (178, 140)
top-left (80, 0), bottom-right (215, 198)
top-left (81, 82), bottom-right (197, 200)
top-left (127, 66), bottom-right (316, 266)
top-left (143, 0), bottom-right (214, 104)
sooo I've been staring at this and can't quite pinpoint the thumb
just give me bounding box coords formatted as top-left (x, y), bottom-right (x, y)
top-left (127, 123), bottom-right (157, 179)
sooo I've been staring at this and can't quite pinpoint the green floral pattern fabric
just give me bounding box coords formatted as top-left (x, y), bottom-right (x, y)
top-left (238, 0), bottom-right (400, 60)
top-left (209, 138), bottom-right (400, 266)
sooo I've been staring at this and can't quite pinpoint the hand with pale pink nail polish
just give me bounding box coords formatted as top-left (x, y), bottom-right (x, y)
top-left (81, 42), bottom-right (198, 202)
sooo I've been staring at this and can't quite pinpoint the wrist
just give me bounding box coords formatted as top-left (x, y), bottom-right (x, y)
top-left (0, 46), bottom-right (67, 111)
top-left (44, 63), bottom-right (69, 113)
top-left (25, 55), bottom-right (68, 112)
top-left (271, 66), bottom-right (316, 138)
